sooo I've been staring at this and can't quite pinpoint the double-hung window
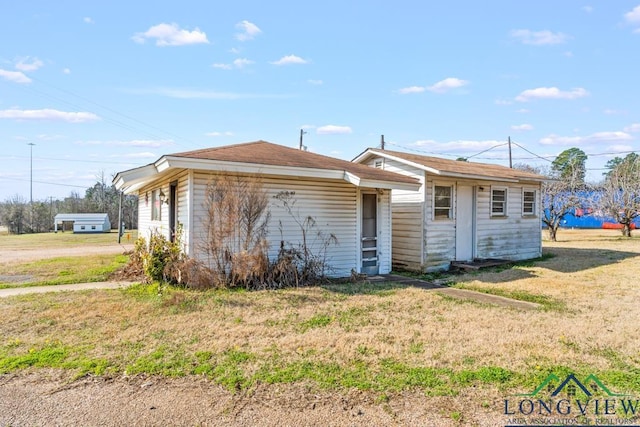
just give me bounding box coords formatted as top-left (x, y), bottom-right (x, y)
top-left (491, 187), bottom-right (507, 217)
top-left (522, 189), bottom-right (536, 216)
top-left (434, 185), bottom-right (453, 219)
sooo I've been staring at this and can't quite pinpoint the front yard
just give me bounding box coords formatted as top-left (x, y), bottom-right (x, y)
top-left (1, 229), bottom-right (640, 424)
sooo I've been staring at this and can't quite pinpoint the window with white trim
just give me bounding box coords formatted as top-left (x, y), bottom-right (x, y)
top-left (151, 189), bottom-right (162, 221)
top-left (434, 185), bottom-right (453, 219)
top-left (491, 187), bottom-right (507, 217)
top-left (522, 189), bottom-right (536, 216)
top-left (373, 159), bottom-right (384, 169)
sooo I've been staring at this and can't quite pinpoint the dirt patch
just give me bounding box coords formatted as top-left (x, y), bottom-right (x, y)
top-left (0, 371), bottom-right (502, 426)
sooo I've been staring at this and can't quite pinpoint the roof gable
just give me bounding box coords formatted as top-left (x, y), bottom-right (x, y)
top-left (356, 148), bottom-right (547, 182)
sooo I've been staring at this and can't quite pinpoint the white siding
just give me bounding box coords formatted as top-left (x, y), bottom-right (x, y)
top-left (366, 157), bottom-right (425, 271)
top-left (423, 176), bottom-right (457, 271)
top-left (137, 170), bottom-right (189, 247)
top-left (475, 182), bottom-right (542, 261)
top-left (189, 172), bottom-right (392, 277)
top-left (378, 189), bottom-right (392, 274)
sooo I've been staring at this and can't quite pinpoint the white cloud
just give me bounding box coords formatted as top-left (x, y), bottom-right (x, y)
top-left (132, 23), bottom-right (209, 46)
top-left (495, 99), bottom-right (513, 105)
top-left (270, 54), bottom-right (308, 65)
top-left (0, 108), bottom-right (100, 123)
top-left (63, 68), bottom-right (71, 74)
top-left (205, 131), bottom-right (234, 137)
top-left (212, 58), bottom-right (254, 70)
top-left (15, 57), bottom-right (44, 72)
top-left (0, 69), bottom-right (31, 84)
top-left (515, 87), bottom-right (589, 102)
top-left (212, 63), bottom-right (232, 70)
top-left (316, 125), bottom-right (352, 135)
top-left (397, 86), bottom-right (426, 94)
top-left (564, 51), bottom-right (573, 57)
top-left (235, 20), bottom-right (262, 41)
top-left (540, 131), bottom-right (633, 146)
top-left (582, 5), bottom-right (594, 13)
top-left (511, 124), bottom-right (534, 131)
top-left (625, 5), bottom-right (640, 23)
top-left (510, 29), bottom-right (570, 45)
top-left (427, 77), bottom-right (469, 93)
top-left (624, 123), bottom-right (640, 132)
top-left (307, 79), bottom-right (323, 85)
top-left (83, 17), bottom-right (94, 24)
top-left (233, 58), bottom-right (254, 68)
top-left (516, 108), bottom-right (530, 113)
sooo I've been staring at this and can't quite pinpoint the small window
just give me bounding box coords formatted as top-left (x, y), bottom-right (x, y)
top-left (91, 225), bottom-right (96, 230)
top-left (152, 189), bottom-right (162, 221)
top-left (491, 187), bottom-right (507, 217)
top-left (373, 159), bottom-right (384, 169)
top-left (80, 226), bottom-right (85, 230)
top-left (434, 185), bottom-right (453, 219)
top-left (523, 190), bottom-right (536, 216)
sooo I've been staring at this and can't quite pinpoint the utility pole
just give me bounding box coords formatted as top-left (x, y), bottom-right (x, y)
top-left (380, 135), bottom-right (385, 150)
top-left (299, 129), bottom-right (307, 150)
top-left (508, 136), bottom-right (513, 168)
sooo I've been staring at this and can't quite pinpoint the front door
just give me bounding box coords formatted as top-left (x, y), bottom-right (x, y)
top-left (361, 193), bottom-right (379, 275)
top-left (455, 185), bottom-right (475, 261)
top-left (169, 181), bottom-right (177, 242)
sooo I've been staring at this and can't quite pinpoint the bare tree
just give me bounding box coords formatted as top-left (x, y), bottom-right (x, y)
top-left (596, 154), bottom-right (640, 237)
top-left (541, 166), bottom-right (589, 242)
top-left (201, 175), bottom-right (271, 288)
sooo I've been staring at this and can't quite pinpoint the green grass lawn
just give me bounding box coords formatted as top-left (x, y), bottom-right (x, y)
top-left (0, 254), bottom-right (130, 288)
top-left (0, 230), bottom-right (137, 250)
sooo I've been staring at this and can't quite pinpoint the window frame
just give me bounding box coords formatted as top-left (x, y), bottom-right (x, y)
top-left (151, 189), bottom-right (162, 221)
top-left (373, 159), bottom-right (384, 169)
top-left (522, 188), bottom-right (537, 216)
top-left (490, 186), bottom-right (508, 217)
top-left (433, 184), bottom-right (453, 220)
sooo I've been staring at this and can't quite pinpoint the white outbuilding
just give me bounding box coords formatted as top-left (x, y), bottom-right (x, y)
top-left (54, 213), bottom-right (111, 233)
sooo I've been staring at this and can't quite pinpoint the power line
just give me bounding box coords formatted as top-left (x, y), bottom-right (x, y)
top-left (0, 176), bottom-right (88, 189)
top-left (0, 155), bottom-right (141, 166)
top-left (466, 142), bottom-right (509, 160)
top-left (510, 141), bottom-right (553, 163)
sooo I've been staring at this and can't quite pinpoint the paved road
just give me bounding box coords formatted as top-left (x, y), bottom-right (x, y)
top-left (0, 281), bottom-right (134, 298)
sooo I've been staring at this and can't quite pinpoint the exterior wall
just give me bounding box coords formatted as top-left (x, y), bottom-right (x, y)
top-left (361, 154), bottom-right (542, 272)
top-left (366, 157), bottom-right (424, 271)
top-left (423, 176), bottom-right (458, 271)
top-left (137, 170), bottom-right (190, 250)
top-left (185, 172), bottom-right (392, 277)
top-left (475, 182), bottom-right (542, 261)
top-left (423, 177), bottom-right (542, 270)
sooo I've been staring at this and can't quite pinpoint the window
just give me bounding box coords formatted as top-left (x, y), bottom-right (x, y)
top-left (434, 185), bottom-right (453, 219)
top-left (91, 225), bottom-right (96, 230)
top-left (373, 159), bottom-right (384, 169)
top-left (491, 187), bottom-right (507, 217)
top-left (522, 190), bottom-right (536, 216)
top-left (152, 189), bottom-right (162, 221)
top-left (80, 226), bottom-right (85, 230)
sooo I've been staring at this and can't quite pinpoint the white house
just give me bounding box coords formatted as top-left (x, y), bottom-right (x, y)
top-left (353, 148), bottom-right (547, 272)
top-left (113, 141), bottom-right (420, 277)
top-left (54, 213), bottom-right (111, 233)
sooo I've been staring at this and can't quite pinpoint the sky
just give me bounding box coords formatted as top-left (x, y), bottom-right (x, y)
top-left (2, 1), bottom-right (640, 201)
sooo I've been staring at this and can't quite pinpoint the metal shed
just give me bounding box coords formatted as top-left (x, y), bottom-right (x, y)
top-left (54, 213), bottom-right (111, 233)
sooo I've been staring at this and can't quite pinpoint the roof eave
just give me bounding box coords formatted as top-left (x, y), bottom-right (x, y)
top-left (112, 164), bottom-right (158, 194)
